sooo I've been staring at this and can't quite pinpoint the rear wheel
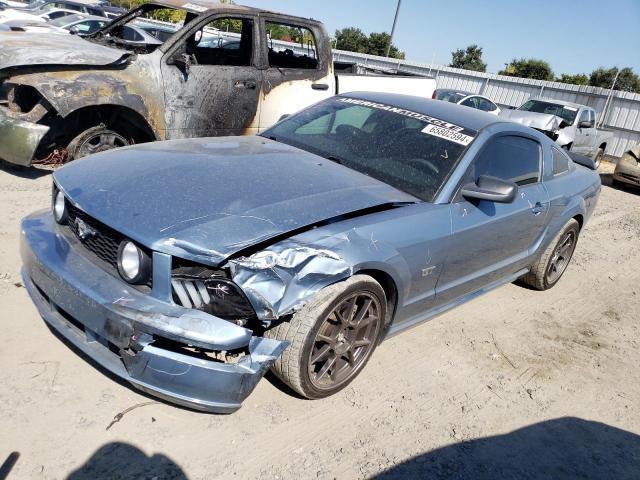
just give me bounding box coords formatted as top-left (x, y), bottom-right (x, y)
top-left (522, 219), bottom-right (580, 290)
top-left (67, 125), bottom-right (130, 161)
top-left (266, 275), bottom-right (386, 399)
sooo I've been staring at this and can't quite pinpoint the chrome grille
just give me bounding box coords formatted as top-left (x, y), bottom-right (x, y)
top-left (66, 203), bottom-right (123, 269)
top-left (172, 279), bottom-right (211, 309)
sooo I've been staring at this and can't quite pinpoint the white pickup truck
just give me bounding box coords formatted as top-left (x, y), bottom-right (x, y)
top-left (500, 97), bottom-right (612, 167)
top-left (0, 0), bottom-right (435, 166)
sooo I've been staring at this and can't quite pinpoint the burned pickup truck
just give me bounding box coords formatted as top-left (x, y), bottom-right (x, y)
top-left (500, 97), bottom-right (612, 168)
top-left (0, 0), bottom-right (435, 166)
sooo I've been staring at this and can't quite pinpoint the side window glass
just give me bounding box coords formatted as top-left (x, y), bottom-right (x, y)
top-left (122, 26), bottom-right (143, 41)
top-left (478, 99), bottom-right (495, 112)
top-left (472, 135), bottom-right (541, 186)
top-left (579, 109), bottom-right (589, 123)
top-left (589, 110), bottom-right (596, 124)
top-left (460, 97), bottom-right (477, 108)
top-left (265, 21), bottom-right (318, 69)
top-left (552, 147), bottom-right (569, 175)
top-left (185, 17), bottom-right (253, 66)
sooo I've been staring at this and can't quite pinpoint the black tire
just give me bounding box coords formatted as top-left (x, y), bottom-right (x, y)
top-left (265, 275), bottom-right (386, 399)
top-left (594, 147), bottom-right (604, 169)
top-left (522, 219), bottom-right (580, 291)
top-left (67, 125), bottom-right (130, 161)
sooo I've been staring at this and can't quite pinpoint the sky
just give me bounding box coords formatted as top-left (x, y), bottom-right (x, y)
top-left (241, 0), bottom-right (640, 76)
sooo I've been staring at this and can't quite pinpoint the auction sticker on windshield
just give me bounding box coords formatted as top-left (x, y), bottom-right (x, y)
top-left (338, 97), bottom-right (477, 146)
top-left (421, 124), bottom-right (473, 146)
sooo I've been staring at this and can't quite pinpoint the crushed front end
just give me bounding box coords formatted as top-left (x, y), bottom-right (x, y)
top-left (20, 194), bottom-right (288, 413)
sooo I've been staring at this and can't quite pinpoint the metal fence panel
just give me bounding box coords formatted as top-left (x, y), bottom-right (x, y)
top-left (333, 50), bottom-right (640, 157)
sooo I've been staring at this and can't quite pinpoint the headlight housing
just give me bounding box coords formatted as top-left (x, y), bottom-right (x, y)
top-left (171, 265), bottom-right (256, 323)
top-left (52, 186), bottom-right (68, 224)
top-left (117, 240), bottom-right (151, 285)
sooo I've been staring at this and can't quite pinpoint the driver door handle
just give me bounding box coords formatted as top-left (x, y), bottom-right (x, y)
top-left (531, 202), bottom-right (545, 215)
top-left (235, 80), bottom-right (257, 90)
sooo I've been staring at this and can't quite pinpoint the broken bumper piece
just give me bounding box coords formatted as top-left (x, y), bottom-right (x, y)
top-left (0, 109), bottom-right (49, 166)
top-left (20, 211), bottom-right (287, 413)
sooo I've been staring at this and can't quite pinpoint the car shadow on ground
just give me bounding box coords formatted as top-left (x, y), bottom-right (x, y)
top-left (370, 417), bottom-right (640, 480)
top-left (0, 160), bottom-right (52, 179)
top-left (65, 442), bottom-right (187, 479)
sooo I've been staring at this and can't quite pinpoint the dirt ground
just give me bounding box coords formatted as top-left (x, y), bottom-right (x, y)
top-left (0, 159), bottom-right (638, 480)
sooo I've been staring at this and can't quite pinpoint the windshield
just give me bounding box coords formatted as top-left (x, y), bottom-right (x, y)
top-left (262, 96), bottom-right (476, 202)
top-left (49, 12), bottom-right (82, 26)
top-left (436, 90), bottom-right (467, 103)
top-left (518, 100), bottom-right (579, 125)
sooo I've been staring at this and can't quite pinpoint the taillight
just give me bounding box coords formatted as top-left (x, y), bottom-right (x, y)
top-left (432, 90), bottom-right (437, 99)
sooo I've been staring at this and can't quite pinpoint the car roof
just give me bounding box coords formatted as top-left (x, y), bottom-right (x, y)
top-left (528, 96), bottom-right (585, 109)
top-left (341, 91), bottom-right (504, 132)
top-left (149, 0), bottom-right (322, 24)
top-left (437, 88), bottom-right (474, 96)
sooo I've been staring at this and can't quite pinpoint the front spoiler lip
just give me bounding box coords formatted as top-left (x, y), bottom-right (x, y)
top-left (0, 109), bottom-right (49, 166)
top-left (20, 211), bottom-right (288, 413)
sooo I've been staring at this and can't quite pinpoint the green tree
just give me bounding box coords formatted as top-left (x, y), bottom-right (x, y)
top-left (589, 67), bottom-right (640, 93)
top-left (334, 28), bottom-right (404, 59)
top-left (449, 44), bottom-right (486, 72)
top-left (499, 58), bottom-right (554, 81)
top-left (367, 32), bottom-right (404, 59)
top-left (556, 73), bottom-right (589, 85)
top-left (334, 27), bottom-right (368, 53)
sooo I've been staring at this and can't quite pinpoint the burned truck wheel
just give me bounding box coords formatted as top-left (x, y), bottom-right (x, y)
top-left (67, 126), bottom-right (130, 161)
top-left (267, 275), bottom-right (386, 399)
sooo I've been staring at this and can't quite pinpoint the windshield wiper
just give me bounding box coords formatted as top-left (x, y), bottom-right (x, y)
top-left (326, 155), bottom-right (343, 165)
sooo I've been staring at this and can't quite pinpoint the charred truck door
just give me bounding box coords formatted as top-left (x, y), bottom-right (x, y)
top-left (161, 13), bottom-right (262, 138)
top-left (257, 15), bottom-right (334, 131)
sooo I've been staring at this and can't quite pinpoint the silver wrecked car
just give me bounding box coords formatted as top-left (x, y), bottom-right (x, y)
top-left (21, 92), bottom-right (601, 412)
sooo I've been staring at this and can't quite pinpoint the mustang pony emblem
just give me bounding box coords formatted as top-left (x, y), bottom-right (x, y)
top-left (75, 218), bottom-right (96, 241)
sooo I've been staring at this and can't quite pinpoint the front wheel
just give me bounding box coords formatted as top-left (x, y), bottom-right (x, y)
top-left (522, 219), bottom-right (580, 290)
top-left (67, 125), bottom-right (130, 161)
top-left (593, 147), bottom-right (604, 169)
top-left (266, 275), bottom-right (386, 399)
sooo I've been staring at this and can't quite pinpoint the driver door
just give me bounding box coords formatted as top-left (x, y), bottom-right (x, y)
top-left (160, 14), bottom-right (262, 139)
top-left (437, 134), bottom-right (550, 304)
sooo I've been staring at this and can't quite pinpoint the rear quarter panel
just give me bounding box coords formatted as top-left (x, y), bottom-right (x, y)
top-left (541, 142), bottom-right (601, 251)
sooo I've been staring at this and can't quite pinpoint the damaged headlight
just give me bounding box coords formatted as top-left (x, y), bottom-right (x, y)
top-left (171, 265), bottom-right (255, 323)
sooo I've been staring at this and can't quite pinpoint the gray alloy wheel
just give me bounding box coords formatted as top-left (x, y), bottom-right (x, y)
top-left (522, 218), bottom-right (580, 290)
top-left (593, 148), bottom-right (604, 170)
top-left (67, 125), bottom-right (130, 161)
top-left (266, 275), bottom-right (386, 399)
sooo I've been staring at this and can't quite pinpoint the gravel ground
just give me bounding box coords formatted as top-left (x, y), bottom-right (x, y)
top-left (0, 159), bottom-right (638, 480)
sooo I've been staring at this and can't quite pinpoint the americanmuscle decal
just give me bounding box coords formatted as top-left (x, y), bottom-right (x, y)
top-left (421, 124), bottom-right (474, 146)
top-left (338, 97), bottom-right (477, 145)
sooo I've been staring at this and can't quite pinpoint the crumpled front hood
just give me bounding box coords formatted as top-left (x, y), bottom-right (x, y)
top-left (499, 109), bottom-right (566, 132)
top-left (0, 32), bottom-right (130, 72)
top-left (53, 137), bottom-right (418, 265)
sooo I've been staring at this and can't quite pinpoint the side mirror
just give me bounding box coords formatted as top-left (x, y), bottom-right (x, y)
top-left (168, 51), bottom-right (192, 75)
top-left (461, 175), bottom-right (518, 203)
top-left (578, 120), bottom-right (593, 128)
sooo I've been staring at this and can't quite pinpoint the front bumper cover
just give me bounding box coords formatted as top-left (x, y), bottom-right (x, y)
top-left (0, 108), bottom-right (49, 166)
top-left (20, 210), bottom-right (287, 413)
top-left (613, 155), bottom-right (640, 187)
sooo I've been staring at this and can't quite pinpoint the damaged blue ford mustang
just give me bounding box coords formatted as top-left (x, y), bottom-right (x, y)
top-left (21, 92), bottom-right (601, 412)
